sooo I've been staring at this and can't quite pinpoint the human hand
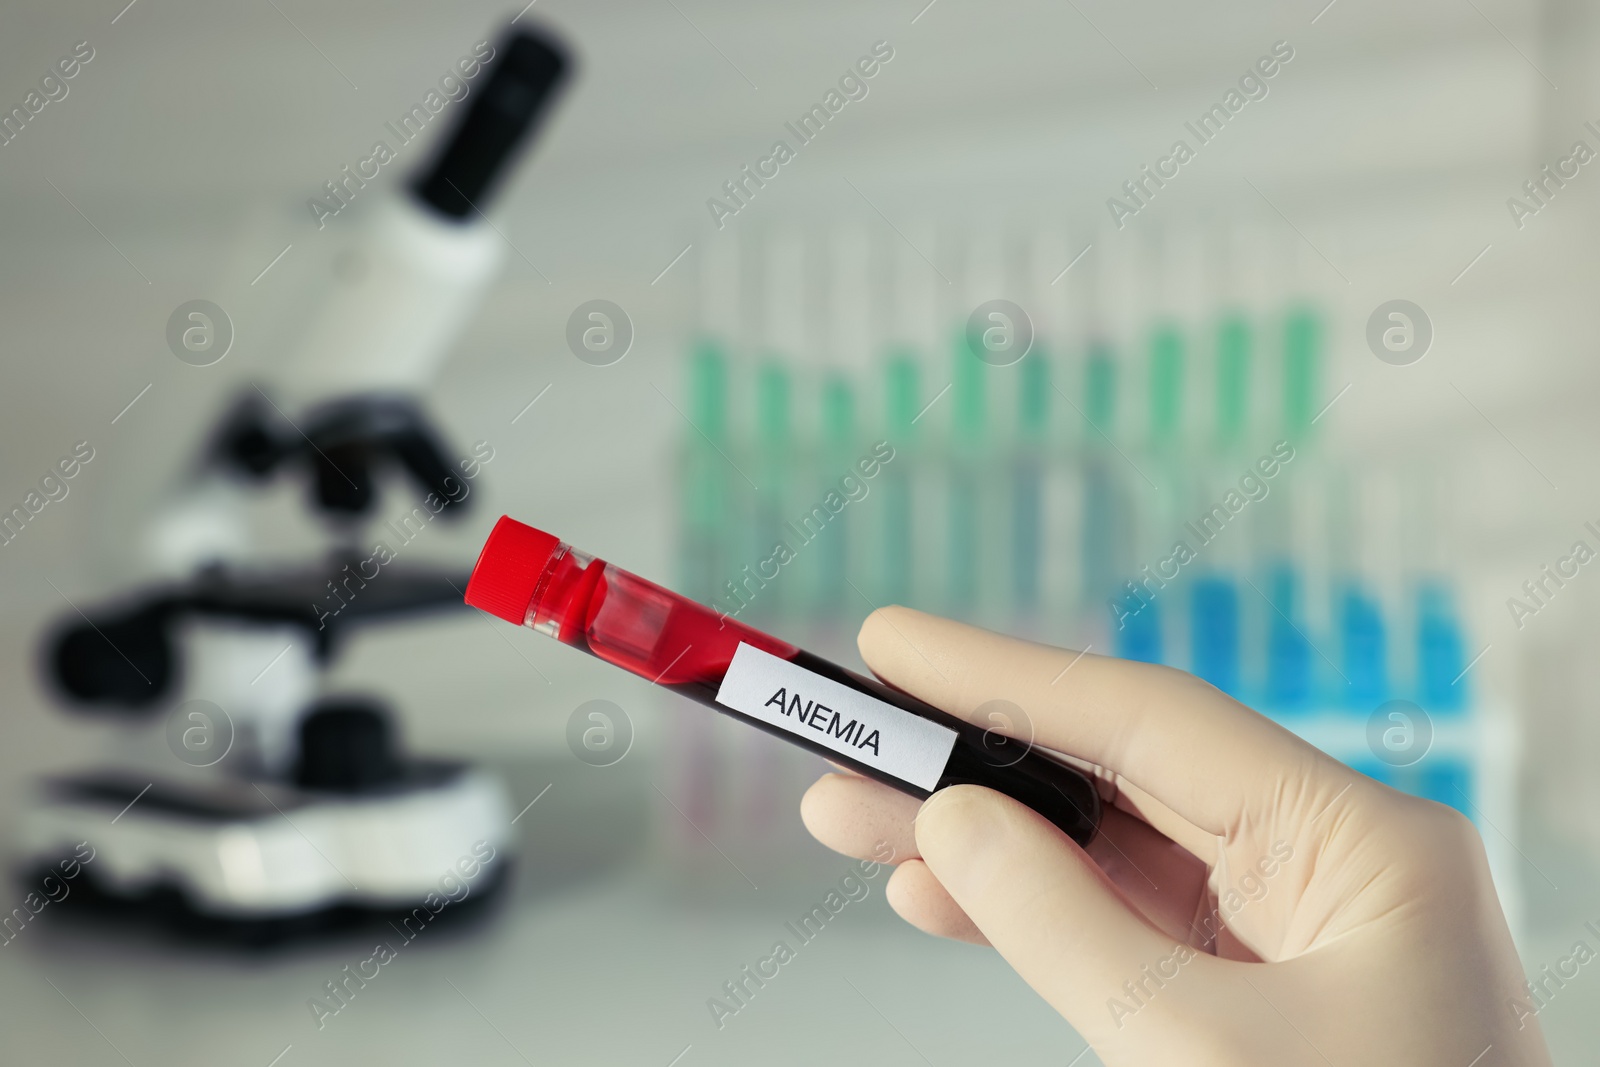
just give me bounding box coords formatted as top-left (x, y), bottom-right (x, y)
top-left (800, 607), bottom-right (1552, 1066)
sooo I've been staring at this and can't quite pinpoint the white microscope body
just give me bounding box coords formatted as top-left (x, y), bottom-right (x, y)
top-left (21, 23), bottom-right (569, 941)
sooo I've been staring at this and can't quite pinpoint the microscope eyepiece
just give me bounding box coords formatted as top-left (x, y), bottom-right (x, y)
top-left (411, 26), bottom-right (571, 220)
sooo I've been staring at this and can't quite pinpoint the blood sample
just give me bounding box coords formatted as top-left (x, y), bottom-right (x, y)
top-left (464, 516), bottom-right (1101, 845)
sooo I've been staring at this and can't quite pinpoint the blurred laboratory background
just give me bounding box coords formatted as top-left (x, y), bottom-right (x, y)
top-left (2, 0), bottom-right (1599, 1063)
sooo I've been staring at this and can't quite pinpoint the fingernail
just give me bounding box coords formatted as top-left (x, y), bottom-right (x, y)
top-left (913, 787), bottom-right (954, 826)
top-left (912, 786), bottom-right (1000, 892)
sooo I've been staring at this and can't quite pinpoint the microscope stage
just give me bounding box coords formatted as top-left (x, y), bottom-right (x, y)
top-left (20, 762), bottom-right (513, 931)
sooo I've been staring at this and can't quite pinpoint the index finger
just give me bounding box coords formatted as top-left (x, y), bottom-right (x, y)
top-left (857, 605), bottom-right (1350, 838)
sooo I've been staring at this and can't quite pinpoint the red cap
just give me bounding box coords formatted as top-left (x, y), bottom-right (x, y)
top-left (464, 516), bottom-right (562, 624)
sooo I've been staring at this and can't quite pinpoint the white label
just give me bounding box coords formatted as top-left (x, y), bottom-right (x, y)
top-left (715, 643), bottom-right (958, 791)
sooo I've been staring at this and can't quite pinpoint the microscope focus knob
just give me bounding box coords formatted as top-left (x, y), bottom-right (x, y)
top-left (51, 609), bottom-right (173, 708)
top-left (295, 699), bottom-right (403, 792)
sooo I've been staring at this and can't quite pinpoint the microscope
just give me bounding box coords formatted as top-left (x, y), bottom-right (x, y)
top-left (17, 23), bottom-right (570, 943)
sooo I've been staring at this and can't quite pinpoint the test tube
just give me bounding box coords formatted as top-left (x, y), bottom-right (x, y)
top-left (817, 373), bottom-right (856, 615)
top-left (817, 228), bottom-right (872, 617)
top-left (1081, 231), bottom-right (1134, 632)
top-left (466, 516), bottom-right (1103, 844)
top-left (1012, 350), bottom-right (1049, 614)
top-left (881, 353), bottom-right (919, 607)
top-left (1011, 230), bottom-right (1064, 623)
top-left (751, 231), bottom-right (803, 622)
top-left (947, 230), bottom-right (1003, 614)
top-left (1194, 228), bottom-right (1258, 701)
top-left (880, 224), bottom-right (941, 611)
top-left (1192, 305), bottom-right (1249, 698)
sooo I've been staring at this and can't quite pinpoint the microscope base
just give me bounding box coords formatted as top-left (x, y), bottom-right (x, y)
top-left (18, 762), bottom-right (514, 943)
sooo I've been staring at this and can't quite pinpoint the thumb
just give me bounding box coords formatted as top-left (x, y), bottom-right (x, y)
top-left (915, 785), bottom-right (1210, 1044)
